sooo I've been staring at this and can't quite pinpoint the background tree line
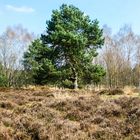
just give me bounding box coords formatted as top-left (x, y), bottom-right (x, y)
top-left (0, 25), bottom-right (34, 87)
top-left (95, 24), bottom-right (140, 88)
top-left (0, 5), bottom-right (140, 89)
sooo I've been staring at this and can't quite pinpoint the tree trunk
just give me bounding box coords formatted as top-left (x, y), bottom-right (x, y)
top-left (74, 73), bottom-right (78, 89)
top-left (72, 67), bottom-right (78, 89)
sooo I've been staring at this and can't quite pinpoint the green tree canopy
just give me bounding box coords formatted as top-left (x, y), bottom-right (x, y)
top-left (24, 4), bottom-right (105, 88)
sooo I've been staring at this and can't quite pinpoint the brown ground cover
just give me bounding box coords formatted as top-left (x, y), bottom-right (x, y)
top-left (0, 87), bottom-right (139, 140)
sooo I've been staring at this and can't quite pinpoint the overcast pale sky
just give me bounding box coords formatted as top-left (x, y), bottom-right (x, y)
top-left (0, 0), bottom-right (140, 35)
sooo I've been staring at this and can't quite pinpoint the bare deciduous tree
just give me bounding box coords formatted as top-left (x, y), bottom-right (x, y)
top-left (96, 24), bottom-right (139, 88)
top-left (0, 25), bottom-right (34, 86)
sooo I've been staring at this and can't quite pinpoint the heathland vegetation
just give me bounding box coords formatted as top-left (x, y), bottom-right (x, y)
top-left (0, 4), bottom-right (140, 140)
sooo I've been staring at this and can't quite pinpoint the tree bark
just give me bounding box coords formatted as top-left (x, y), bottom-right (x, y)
top-left (72, 67), bottom-right (78, 89)
top-left (74, 73), bottom-right (78, 89)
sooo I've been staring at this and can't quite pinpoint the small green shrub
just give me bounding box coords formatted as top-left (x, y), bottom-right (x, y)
top-left (62, 79), bottom-right (73, 89)
top-left (0, 74), bottom-right (8, 87)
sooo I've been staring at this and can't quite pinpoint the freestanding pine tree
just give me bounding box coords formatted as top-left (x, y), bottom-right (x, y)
top-left (41, 4), bottom-right (104, 88)
top-left (24, 4), bottom-right (105, 89)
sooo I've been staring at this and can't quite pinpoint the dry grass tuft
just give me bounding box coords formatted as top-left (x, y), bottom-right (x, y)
top-left (98, 88), bottom-right (124, 95)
